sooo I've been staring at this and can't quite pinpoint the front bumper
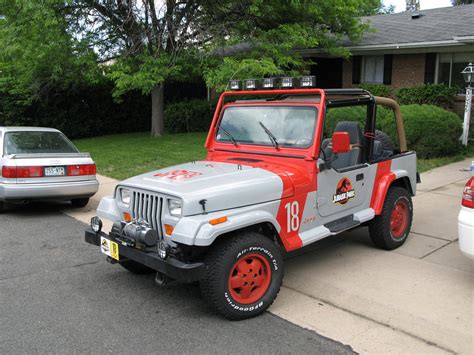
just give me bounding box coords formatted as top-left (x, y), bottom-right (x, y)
top-left (85, 229), bottom-right (204, 282)
top-left (458, 206), bottom-right (474, 260)
top-left (0, 179), bottom-right (99, 201)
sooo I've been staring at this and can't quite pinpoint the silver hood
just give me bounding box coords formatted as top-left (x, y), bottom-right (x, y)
top-left (119, 161), bottom-right (286, 216)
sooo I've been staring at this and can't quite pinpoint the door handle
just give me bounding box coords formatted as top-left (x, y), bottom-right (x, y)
top-left (356, 173), bottom-right (364, 181)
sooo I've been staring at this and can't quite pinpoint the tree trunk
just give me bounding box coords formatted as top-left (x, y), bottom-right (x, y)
top-left (151, 83), bottom-right (164, 137)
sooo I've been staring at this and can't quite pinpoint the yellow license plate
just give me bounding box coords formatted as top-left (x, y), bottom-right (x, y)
top-left (100, 237), bottom-right (119, 261)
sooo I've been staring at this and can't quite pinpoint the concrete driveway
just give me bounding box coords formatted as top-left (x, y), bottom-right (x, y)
top-left (66, 159), bottom-right (474, 354)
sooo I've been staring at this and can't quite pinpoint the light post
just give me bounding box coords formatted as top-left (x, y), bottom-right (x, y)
top-left (461, 62), bottom-right (474, 146)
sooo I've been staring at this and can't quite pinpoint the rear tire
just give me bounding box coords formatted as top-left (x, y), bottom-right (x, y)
top-left (0, 201), bottom-right (6, 213)
top-left (369, 186), bottom-right (413, 250)
top-left (200, 232), bottom-right (283, 320)
top-left (71, 198), bottom-right (89, 208)
top-left (119, 260), bottom-right (155, 274)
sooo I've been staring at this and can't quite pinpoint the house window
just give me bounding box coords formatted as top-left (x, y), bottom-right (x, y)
top-left (362, 55), bottom-right (384, 84)
top-left (438, 52), bottom-right (474, 93)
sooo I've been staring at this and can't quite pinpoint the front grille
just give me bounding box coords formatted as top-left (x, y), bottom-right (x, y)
top-left (131, 190), bottom-right (164, 238)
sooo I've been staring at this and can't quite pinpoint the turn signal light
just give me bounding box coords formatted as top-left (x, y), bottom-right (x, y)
top-left (1, 166), bottom-right (44, 178)
top-left (164, 224), bottom-right (174, 235)
top-left (123, 212), bottom-right (132, 222)
top-left (209, 216), bottom-right (228, 225)
top-left (462, 177), bottom-right (474, 209)
top-left (67, 164), bottom-right (96, 176)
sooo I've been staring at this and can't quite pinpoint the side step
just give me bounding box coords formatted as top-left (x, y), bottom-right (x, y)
top-left (324, 215), bottom-right (360, 234)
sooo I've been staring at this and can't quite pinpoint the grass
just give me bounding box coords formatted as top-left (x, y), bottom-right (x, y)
top-left (74, 132), bottom-right (207, 180)
top-left (417, 145), bottom-right (474, 173)
top-left (75, 131), bottom-right (474, 179)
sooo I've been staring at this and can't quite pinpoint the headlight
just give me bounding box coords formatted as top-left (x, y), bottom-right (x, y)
top-left (168, 199), bottom-right (182, 217)
top-left (120, 188), bottom-right (131, 206)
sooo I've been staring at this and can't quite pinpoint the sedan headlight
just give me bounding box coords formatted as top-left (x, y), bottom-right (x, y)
top-left (168, 199), bottom-right (182, 217)
top-left (120, 188), bottom-right (131, 206)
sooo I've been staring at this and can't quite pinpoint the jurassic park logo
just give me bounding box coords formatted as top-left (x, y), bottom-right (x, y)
top-left (333, 177), bottom-right (355, 205)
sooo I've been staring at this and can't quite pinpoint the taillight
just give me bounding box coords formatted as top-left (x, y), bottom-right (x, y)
top-left (1, 166), bottom-right (44, 178)
top-left (462, 177), bottom-right (474, 209)
top-left (67, 164), bottom-right (96, 176)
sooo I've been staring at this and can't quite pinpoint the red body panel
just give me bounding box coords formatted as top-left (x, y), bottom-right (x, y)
top-left (370, 160), bottom-right (395, 215)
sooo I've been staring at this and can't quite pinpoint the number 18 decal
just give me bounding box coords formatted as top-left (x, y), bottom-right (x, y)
top-left (285, 201), bottom-right (300, 233)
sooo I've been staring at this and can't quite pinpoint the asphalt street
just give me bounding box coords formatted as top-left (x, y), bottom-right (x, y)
top-left (0, 203), bottom-right (354, 354)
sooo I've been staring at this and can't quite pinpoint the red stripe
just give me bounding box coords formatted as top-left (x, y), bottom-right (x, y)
top-left (370, 160), bottom-right (395, 215)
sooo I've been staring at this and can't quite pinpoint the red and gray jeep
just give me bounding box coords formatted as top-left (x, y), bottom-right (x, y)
top-left (85, 77), bottom-right (418, 320)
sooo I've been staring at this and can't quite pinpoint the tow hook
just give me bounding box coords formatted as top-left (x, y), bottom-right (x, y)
top-left (155, 271), bottom-right (172, 286)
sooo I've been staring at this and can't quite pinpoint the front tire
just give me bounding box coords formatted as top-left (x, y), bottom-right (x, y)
top-left (369, 186), bottom-right (413, 250)
top-left (200, 232), bottom-right (283, 320)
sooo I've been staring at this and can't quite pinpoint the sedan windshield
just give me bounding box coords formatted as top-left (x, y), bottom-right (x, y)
top-left (216, 106), bottom-right (317, 148)
top-left (4, 131), bottom-right (78, 155)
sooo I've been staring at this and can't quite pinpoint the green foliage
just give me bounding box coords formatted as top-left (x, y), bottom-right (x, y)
top-left (395, 84), bottom-right (458, 109)
top-left (325, 105), bottom-right (390, 136)
top-left (164, 100), bottom-right (214, 134)
top-left (358, 84), bottom-right (393, 98)
top-left (379, 105), bottom-right (463, 158)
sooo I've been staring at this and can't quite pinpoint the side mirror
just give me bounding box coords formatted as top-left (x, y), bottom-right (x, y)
top-left (332, 132), bottom-right (351, 154)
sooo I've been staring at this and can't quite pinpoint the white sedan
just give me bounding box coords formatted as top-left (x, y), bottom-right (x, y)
top-left (0, 127), bottom-right (99, 211)
top-left (458, 168), bottom-right (474, 259)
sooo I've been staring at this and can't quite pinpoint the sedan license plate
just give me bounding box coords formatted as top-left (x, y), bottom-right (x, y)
top-left (44, 166), bottom-right (65, 176)
top-left (100, 237), bottom-right (119, 260)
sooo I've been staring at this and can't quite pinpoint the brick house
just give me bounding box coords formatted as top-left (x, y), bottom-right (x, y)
top-left (300, 4), bottom-right (474, 117)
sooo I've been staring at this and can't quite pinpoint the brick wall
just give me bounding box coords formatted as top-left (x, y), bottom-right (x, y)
top-left (342, 53), bottom-right (425, 88)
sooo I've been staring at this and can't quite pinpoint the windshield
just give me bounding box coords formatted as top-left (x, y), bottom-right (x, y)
top-left (4, 131), bottom-right (78, 155)
top-left (216, 106), bottom-right (317, 148)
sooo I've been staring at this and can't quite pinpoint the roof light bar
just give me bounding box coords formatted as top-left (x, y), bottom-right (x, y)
top-left (262, 77), bottom-right (278, 89)
top-left (229, 79), bottom-right (241, 91)
top-left (244, 79), bottom-right (258, 90)
top-left (281, 77), bottom-right (296, 88)
top-left (299, 75), bottom-right (316, 88)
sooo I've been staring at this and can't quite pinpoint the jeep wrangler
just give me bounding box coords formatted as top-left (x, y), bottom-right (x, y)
top-left (85, 77), bottom-right (418, 320)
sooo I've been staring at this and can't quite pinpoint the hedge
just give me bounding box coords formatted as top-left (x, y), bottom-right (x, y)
top-left (358, 83), bottom-right (393, 98)
top-left (379, 104), bottom-right (463, 158)
top-left (325, 105), bottom-right (390, 136)
top-left (164, 99), bottom-right (214, 133)
top-left (396, 84), bottom-right (458, 109)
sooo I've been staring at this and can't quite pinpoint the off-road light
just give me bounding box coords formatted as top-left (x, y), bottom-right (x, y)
top-left (244, 79), bottom-right (258, 90)
top-left (157, 240), bottom-right (170, 259)
top-left (299, 75), bottom-right (316, 88)
top-left (281, 77), bottom-right (296, 88)
top-left (168, 199), bottom-right (182, 217)
top-left (229, 79), bottom-right (241, 91)
top-left (262, 77), bottom-right (277, 89)
top-left (120, 188), bottom-right (131, 206)
top-left (90, 216), bottom-right (103, 233)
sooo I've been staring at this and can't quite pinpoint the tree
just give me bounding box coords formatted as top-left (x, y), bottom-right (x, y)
top-left (66, 0), bottom-right (382, 136)
top-left (0, 1), bottom-right (100, 108)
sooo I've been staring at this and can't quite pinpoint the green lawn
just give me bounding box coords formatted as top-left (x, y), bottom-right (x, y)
top-left (75, 132), bottom-right (473, 180)
top-left (74, 132), bottom-right (207, 180)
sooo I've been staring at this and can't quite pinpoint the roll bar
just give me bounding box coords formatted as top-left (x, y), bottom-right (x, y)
top-left (374, 96), bottom-right (407, 153)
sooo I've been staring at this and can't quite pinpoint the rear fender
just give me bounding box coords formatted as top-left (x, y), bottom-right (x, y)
top-left (371, 170), bottom-right (412, 215)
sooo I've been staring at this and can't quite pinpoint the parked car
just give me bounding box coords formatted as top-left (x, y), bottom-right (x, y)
top-left (85, 78), bottom-right (419, 320)
top-left (0, 127), bottom-right (99, 211)
top-left (458, 162), bottom-right (474, 259)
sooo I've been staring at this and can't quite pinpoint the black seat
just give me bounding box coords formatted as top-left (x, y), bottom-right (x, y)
top-left (330, 121), bottom-right (364, 170)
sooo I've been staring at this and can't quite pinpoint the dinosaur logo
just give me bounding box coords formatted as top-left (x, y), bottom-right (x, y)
top-left (333, 177), bottom-right (355, 205)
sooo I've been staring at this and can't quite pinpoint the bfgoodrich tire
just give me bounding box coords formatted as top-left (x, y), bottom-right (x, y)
top-left (369, 186), bottom-right (413, 250)
top-left (200, 232), bottom-right (283, 320)
top-left (71, 198), bottom-right (90, 208)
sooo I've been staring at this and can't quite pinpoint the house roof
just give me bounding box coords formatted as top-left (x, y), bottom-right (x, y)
top-left (344, 4), bottom-right (474, 51)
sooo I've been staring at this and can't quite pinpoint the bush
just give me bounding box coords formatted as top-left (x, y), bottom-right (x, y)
top-left (164, 99), bottom-right (214, 134)
top-left (325, 105), bottom-right (390, 136)
top-left (358, 84), bottom-right (393, 98)
top-left (379, 104), bottom-right (463, 158)
top-left (396, 84), bottom-right (458, 109)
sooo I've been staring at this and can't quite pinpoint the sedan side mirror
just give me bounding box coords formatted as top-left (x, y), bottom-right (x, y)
top-left (332, 132), bottom-right (351, 154)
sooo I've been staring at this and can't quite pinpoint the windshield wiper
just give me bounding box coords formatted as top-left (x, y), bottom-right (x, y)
top-left (259, 121), bottom-right (279, 149)
top-left (219, 127), bottom-right (238, 146)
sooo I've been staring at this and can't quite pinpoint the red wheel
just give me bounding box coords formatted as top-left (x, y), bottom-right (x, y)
top-left (228, 253), bottom-right (272, 305)
top-left (390, 199), bottom-right (409, 239)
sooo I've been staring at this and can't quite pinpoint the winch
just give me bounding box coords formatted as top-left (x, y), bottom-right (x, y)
top-left (116, 220), bottom-right (159, 247)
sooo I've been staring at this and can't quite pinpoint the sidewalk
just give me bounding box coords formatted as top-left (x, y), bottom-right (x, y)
top-left (65, 159), bottom-right (474, 354)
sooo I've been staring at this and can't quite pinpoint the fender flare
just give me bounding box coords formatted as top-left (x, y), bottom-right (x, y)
top-left (371, 170), bottom-right (413, 215)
